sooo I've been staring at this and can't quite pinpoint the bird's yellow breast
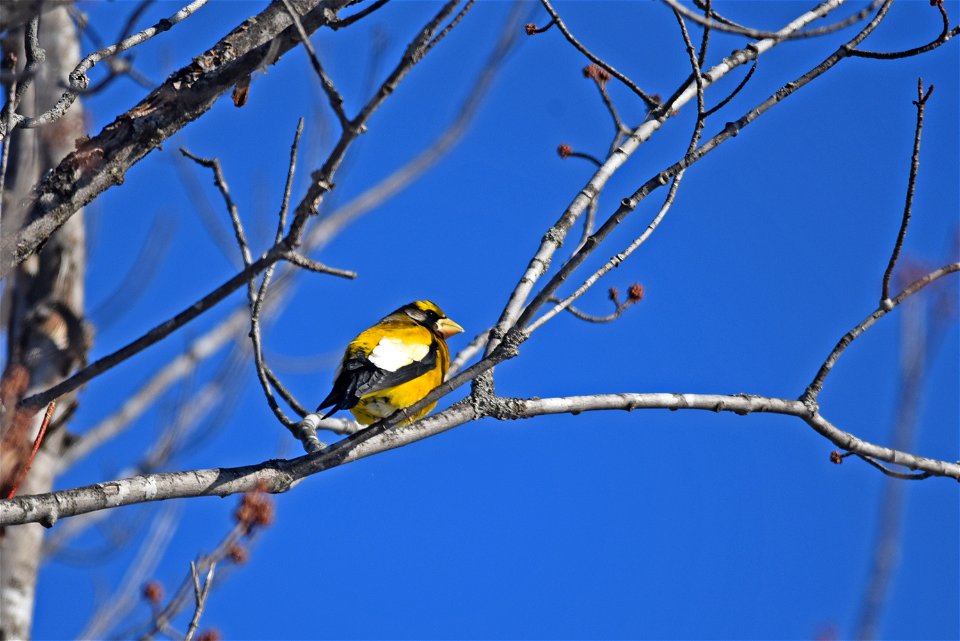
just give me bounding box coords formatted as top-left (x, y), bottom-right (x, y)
top-left (349, 329), bottom-right (450, 426)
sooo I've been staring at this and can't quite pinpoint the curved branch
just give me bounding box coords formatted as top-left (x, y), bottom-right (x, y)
top-left (539, 0), bottom-right (658, 108)
top-left (803, 262), bottom-right (959, 402)
top-left (3, 388), bottom-right (957, 528)
top-left (849, 2), bottom-right (959, 59)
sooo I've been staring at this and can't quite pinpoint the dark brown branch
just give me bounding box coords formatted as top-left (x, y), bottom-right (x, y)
top-left (331, 0), bottom-right (391, 31)
top-left (703, 57), bottom-right (757, 118)
top-left (849, 2), bottom-right (958, 59)
top-left (422, 0), bottom-right (475, 57)
top-left (19, 248), bottom-right (285, 410)
top-left (539, 0), bottom-right (659, 109)
top-left (0, 0), bottom-right (356, 278)
top-left (178, 149), bottom-right (252, 267)
top-left (880, 79), bottom-right (932, 304)
top-left (279, 0), bottom-right (350, 127)
top-left (855, 454), bottom-right (932, 480)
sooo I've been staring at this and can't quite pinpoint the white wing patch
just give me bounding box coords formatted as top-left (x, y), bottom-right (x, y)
top-left (368, 336), bottom-right (430, 372)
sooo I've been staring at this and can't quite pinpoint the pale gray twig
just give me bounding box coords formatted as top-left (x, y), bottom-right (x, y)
top-left (183, 561), bottom-right (216, 641)
top-left (76, 505), bottom-right (180, 641)
top-left (0, 0), bottom-right (209, 139)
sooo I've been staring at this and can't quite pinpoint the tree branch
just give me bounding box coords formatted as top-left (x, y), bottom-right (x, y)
top-left (0, 0), bottom-right (356, 278)
top-left (4, 389), bottom-right (957, 528)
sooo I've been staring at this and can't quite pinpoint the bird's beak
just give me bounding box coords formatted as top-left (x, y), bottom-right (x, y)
top-left (434, 318), bottom-right (464, 338)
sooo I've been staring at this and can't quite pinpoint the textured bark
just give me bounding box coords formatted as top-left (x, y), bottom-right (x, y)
top-left (0, 7), bottom-right (88, 639)
top-left (0, 0), bottom-right (353, 278)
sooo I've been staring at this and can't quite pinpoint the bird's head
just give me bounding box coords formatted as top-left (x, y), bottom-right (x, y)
top-left (396, 300), bottom-right (464, 339)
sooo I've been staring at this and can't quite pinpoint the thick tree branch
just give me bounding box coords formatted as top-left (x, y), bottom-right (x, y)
top-left (3, 389), bottom-right (957, 528)
top-left (0, 0), bottom-right (355, 278)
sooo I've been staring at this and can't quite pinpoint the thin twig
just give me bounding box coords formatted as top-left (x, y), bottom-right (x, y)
top-left (5, 402), bottom-right (56, 499)
top-left (247, 123), bottom-right (307, 433)
top-left (0, 0), bottom-right (210, 139)
top-left (703, 57), bottom-right (757, 118)
top-left (855, 454), bottom-right (933, 480)
top-left (486, 0), bottom-right (849, 357)
top-left (539, 0), bottom-right (659, 109)
top-left (512, 0), bottom-right (893, 337)
top-left (423, 0), bottom-right (475, 57)
top-left (548, 292), bottom-right (637, 324)
top-left (179, 149), bottom-right (252, 268)
top-left (332, 0), bottom-right (391, 31)
top-left (803, 262), bottom-right (960, 402)
top-left (183, 561), bottom-right (216, 641)
top-left (849, 2), bottom-right (958, 59)
top-left (880, 79), bottom-right (932, 304)
top-left (279, 0), bottom-right (349, 127)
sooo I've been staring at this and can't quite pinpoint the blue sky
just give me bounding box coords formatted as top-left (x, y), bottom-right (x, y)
top-left (24, 1), bottom-right (958, 639)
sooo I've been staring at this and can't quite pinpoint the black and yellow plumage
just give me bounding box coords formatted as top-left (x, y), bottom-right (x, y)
top-left (317, 300), bottom-right (464, 425)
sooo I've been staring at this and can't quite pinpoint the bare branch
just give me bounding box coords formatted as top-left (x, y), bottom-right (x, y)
top-left (803, 263), bottom-right (960, 402)
top-left (183, 561), bottom-right (216, 641)
top-left (281, 251), bottom-right (356, 278)
top-left (849, 2), bottom-right (959, 59)
top-left (279, 0), bottom-right (349, 127)
top-left (331, 0), bottom-right (391, 31)
top-left (487, 0), bottom-right (848, 356)
top-left (0, 0), bottom-right (210, 138)
top-left (880, 80), bottom-right (933, 304)
top-left (178, 149), bottom-right (252, 268)
top-left (4, 388), bottom-right (958, 528)
top-left (19, 247), bottom-right (286, 410)
top-left (512, 0), bottom-right (894, 336)
top-left (539, 0), bottom-right (659, 109)
top-left (0, 0), bottom-right (357, 278)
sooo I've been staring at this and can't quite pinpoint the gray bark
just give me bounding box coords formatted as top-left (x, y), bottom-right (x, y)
top-left (0, 6), bottom-right (88, 639)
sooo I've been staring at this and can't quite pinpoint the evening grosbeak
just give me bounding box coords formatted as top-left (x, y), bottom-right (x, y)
top-left (317, 300), bottom-right (464, 425)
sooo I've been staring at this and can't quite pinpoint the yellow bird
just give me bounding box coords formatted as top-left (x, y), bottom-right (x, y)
top-left (317, 300), bottom-right (464, 425)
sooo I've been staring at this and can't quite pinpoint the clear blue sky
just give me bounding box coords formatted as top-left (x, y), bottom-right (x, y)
top-left (29, 1), bottom-right (958, 639)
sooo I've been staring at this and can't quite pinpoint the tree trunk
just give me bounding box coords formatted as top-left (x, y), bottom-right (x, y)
top-left (0, 6), bottom-right (89, 639)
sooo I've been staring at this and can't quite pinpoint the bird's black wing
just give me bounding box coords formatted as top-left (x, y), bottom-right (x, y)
top-left (316, 343), bottom-right (438, 417)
